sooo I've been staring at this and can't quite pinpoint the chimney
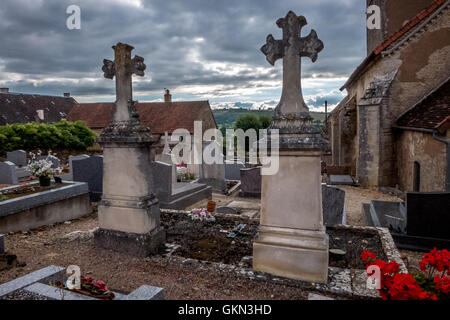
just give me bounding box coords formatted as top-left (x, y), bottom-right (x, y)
top-left (164, 89), bottom-right (172, 102)
top-left (63, 92), bottom-right (70, 97)
top-left (0, 88), bottom-right (9, 93)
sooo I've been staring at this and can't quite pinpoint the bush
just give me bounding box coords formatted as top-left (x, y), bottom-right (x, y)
top-left (0, 121), bottom-right (96, 152)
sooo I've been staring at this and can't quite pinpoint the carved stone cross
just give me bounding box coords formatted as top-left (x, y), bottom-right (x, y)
top-left (262, 11), bottom-right (323, 117)
top-left (102, 43), bottom-right (146, 122)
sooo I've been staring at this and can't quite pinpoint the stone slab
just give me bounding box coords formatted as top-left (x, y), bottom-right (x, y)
top-left (307, 293), bottom-right (334, 300)
top-left (240, 167), bottom-right (261, 197)
top-left (24, 282), bottom-right (96, 300)
top-left (7, 150), bottom-right (27, 167)
top-left (227, 200), bottom-right (260, 210)
top-left (241, 210), bottom-right (259, 219)
top-left (329, 175), bottom-right (354, 186)
top-left (0, 265), bottom-right (65, 297)
top-left (216, 206), bottom-right (238, 214)
top-left (122, 285), bottom-right (164, 300)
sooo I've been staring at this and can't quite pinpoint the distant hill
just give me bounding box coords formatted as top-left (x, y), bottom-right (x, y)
top-left (213, 108), bottom-right (327, 129)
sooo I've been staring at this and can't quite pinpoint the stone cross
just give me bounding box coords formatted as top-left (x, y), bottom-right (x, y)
top-left (102, 43), bottom-right (146, 122)
top-left (261, 11), bottom-right (323, 116)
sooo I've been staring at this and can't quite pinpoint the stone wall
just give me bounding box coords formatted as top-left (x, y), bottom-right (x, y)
top-left (396, 130), bottom-right (447, 192)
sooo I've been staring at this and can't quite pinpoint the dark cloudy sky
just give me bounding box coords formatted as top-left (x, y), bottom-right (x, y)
top-left (0, 0), bottom-right (367, 111)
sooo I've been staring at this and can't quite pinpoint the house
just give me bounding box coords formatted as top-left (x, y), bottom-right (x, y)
top-left (327, 0), bottom-right (450, 192)
top-left (0, 88), bottom-right (77, 125)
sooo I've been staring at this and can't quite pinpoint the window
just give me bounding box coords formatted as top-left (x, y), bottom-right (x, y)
top-left (413, 161), bottom-right (420, 192)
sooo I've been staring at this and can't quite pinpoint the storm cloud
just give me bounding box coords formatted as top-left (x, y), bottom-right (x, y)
top-left (0, 0), bottom-right (366, 110)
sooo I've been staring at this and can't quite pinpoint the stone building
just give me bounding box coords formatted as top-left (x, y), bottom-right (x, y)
top-left (328, 0), bottom-right (450, 192)
top-left (0, 88), bottom-right (76, 125)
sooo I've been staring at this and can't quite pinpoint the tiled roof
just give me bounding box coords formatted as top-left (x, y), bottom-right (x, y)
top-left (341, 0), bottom-right (447, 90)
top-left (67, 101), bottom-right (218, 134)
top-left (0, 92), bottom-right (77, 125)
top-left (396, 78), bottom-right (450, 132)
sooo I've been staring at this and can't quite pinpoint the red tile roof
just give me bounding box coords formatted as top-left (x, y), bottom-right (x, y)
top-left (0, 92), bottom-right (77, 125)
top-left (341, 0), bottom-right (447, 91)
top-left (67, 101), bottom-right (217, 134)
top-left (396, 78), bottom-right (450, 133)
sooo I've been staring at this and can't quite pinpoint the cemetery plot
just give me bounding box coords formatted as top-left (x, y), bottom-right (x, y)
top-left (161, 210), bottom-right (387, 269)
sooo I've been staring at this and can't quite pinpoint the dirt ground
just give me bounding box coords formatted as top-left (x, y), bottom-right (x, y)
top-left (0, 212), bottom-right (319, 300)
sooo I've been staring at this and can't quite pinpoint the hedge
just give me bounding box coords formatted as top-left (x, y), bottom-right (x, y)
top-left (0, 121), bottom-right (96, 152)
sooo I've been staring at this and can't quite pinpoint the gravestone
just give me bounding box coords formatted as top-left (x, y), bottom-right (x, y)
top-left (406, 192), bottom-right (450, 240)
top-left (153, 161), bottom-right (212, 210)
top-left (329, 175), bottom-right (354, 186)
top-left (253, 11), bottom-right (329, 283)
top-left (240, 167), bottom-right (261, 197)
top-left (225, 160), bottom-right (245, 180)
top-left (73, 155), bottom-right (103, 202)
top-left (199, 141), bottom-right (226, 193)
top-left (0, 161), bottom-right (18, 185)
top-left (38, 155), bottom-right (60, 169)
top-left (322, 184), bottom-right (346, 226)
top-left (0, 234), bottom-right (4, 254)
top-left (95, 43), bottom-right (165, 257)
top-left (7, 150), bottom-right (27, 167)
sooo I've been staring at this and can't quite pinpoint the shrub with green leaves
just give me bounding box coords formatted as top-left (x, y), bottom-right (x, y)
top-left (0, 121), bottom-right (96, 152)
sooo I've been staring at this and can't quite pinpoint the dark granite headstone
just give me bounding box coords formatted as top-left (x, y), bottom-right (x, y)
top-left (406, 192), bottom-right (450, 240)
top-left (322, 185), bottom-right (346, 226)
top-left (225, 161), bottom-right (245, 180)
top-left (240, 167), bottom-right (261, 197)
top-left (0, 234), bottom-right (4, 254)
top-left (72, 156), bottom-right (103, 202)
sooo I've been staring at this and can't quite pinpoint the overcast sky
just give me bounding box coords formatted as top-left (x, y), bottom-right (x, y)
top-left (0, 0), bottom-right (367, 111)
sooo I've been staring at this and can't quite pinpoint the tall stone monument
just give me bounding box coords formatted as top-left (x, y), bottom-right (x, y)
top-left (94, 43), bottom-right (165, 257)
top-left (253, 11), bottom-right (330, 283)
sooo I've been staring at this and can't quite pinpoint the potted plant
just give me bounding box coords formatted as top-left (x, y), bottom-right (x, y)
top-left (27, 151), bottom-right (56, 187)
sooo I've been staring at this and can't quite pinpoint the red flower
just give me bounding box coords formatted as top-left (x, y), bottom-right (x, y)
top-left (420, 248), bottom-right (450, 273)
top-left (434, 275), bottom-right (450, 294)
top-left (361, 251), bottom-right (376, 262)
top-left (81, 276), bottom-right (93, 283)
top-left (93, 280), bottom-right (107, 292)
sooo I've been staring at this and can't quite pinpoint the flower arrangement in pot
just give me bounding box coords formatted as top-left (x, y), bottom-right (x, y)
top-left (27, 151), bottom-right (60, 187)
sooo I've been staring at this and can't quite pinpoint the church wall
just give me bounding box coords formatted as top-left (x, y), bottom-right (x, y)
top-left (397, 130), bottom-right (447, 192)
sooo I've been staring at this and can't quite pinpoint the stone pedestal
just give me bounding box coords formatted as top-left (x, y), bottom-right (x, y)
top-left (96, 123), bottom-right (166, 256)
top-left (253, 10), bottom-right (328, 284)
top-left (95, 43), bottom-right (166, 256)
top-left (253, 150), bottom-right (329, 283)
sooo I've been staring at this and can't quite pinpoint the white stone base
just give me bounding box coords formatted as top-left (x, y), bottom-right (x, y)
top-left (253, 225), bottom-right (329, 283)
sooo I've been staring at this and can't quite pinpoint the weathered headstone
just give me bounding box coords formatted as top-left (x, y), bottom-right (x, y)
top-left (253, 11), bottom-right (329, 283)
top-left (0, 161), bottom-right (18, 185)
top-left (72, 155), bottom-right (103, 202)
top-left (6, 150), bottom-right (27, 167)
top-left (240, 167), bottom-right (261, 197)
top-left (225, 160), bottom-right (245, 180)
top-left (94, 43), bottom-right (165, 257)
top-left (38, 155), bottom-right (60, 169)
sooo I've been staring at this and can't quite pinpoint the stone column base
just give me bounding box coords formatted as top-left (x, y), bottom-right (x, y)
top-left (253, 225), bottom-right (329, 283)
top-left (94, 227), bottom-right (165, 258)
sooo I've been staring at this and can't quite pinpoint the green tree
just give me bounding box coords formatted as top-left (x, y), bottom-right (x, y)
top-left (259, 115), bottom-right (272, 129)
top-left (234, 113), bottom-right (261, 132)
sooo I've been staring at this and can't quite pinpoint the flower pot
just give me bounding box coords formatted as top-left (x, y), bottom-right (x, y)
top-left (207, 200), bottom-right (216, 213)
top-left (39, 176), bottom-right (51, 187)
